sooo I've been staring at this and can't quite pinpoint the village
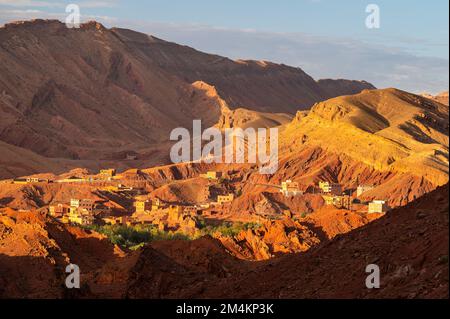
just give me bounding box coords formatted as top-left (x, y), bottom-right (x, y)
top-left (0, 167), bottom-right (390, 234)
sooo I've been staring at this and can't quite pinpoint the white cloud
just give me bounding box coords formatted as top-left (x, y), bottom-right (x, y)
top-left (0, 0), bottom-right (63, 7)
top-left (0, 8), bottom-right (117, 24)
top-left (0, 0), bottom-right (117, 8)
top-left (122, 21), bottom-right (448, 94)
top-left (0, 9), bottom-right (447, 94)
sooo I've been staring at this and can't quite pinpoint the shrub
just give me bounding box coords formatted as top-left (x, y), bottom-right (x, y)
top-left (82, 220), bottom-right (261, 248)
top-left (82, 224), bottom-right (190, 248)
top-left (198, 221), bottom-right (261, 238)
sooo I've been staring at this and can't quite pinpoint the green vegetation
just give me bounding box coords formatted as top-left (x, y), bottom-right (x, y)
top-left (82, 220), bottom-right (261, 249)
top-left (196, 220), bottom-right (261, 238)
top-left (83, 224), bottom-right (190, 248)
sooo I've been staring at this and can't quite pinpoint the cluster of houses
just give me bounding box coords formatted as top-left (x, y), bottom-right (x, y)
top-left (134, 198), bottom-right (164, 214)
top-left (49, 198), bottom-right (112, 225)
top-left (317, 182), bottom-right (388, 213)
top-left (41, 168), bottom-right (390, 230)
top-left (131, 198), bottom-right (203, 233)
top-left (4, 168), bottom-right (126, 186)
top-left (43, 170), bottom-right (237, 229)
top-left (55, 169), bottom-right (120, 184)
top-left (199, 172), bottom-right (389, 214)
top-left (200, 171), bottom-right (235, 206)
top-left (273, 179), bottom-right (388, 214)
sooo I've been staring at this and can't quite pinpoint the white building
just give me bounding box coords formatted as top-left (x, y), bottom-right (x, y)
top-left (368, 200), bottom-right (389, 214)
top-left (319, 181), bottom-right (343, 195)
top-left (280, 180), bottom-right (303, 197)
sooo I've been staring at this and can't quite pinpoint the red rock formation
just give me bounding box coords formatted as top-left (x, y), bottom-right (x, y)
top-left (1, 184), bottom-right (448, 298)
top-left (0, 20), bottom-right (374, 177)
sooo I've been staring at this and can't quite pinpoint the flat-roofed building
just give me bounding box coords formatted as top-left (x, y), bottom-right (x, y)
top-left (93, 204), bottom-right (111, 216)
top-left (103, 216), bottom-right (131, 226)
top-left (68, 208), bottom-right (94, 225)
top-left (100, 169), bottom-right (116, 178)
top-left (183, 206), bottom-right (201, 215)
top-left (13, 177), bottom-right (42, 184)
top-left (70, 199), bottom-right (95, 213)
top-left (12, 178), bottom-right (28, 185)
top-left (280, 180), bottom-right (303, 196)
top-left (135, 200), bottom-right (152, 213)
top-left (217, 194), bottom-right (234, 205)
top-left (322, 195), bottom-right (352, 210)
top-left (151, 198), bottom-right (163, 211)
top-left (126, 154), bottom-right (138, 160)
top-left (168, 205), bottom-right (184, 224)
top-left (49, 203), bottom-right (70, 218)
top-left (319, 181), bottom-right (343, 195)
top-left (368, 200), bottom-right (389, 214)
top-left (55, 177), bottom-right (85, 183)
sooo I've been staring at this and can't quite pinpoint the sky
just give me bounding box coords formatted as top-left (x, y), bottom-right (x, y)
top-left (0, 0), bottom-right (448, 94)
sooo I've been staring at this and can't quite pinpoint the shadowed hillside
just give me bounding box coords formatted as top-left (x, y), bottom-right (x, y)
top-left (0, 19), bottom-right (375, 178)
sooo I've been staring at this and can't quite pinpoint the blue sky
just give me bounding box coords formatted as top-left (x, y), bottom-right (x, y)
top-left (0, 0), bottom-right (448, 93)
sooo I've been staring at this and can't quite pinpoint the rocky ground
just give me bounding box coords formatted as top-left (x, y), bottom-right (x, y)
top-left (0, 184), bottom-right (447, 299)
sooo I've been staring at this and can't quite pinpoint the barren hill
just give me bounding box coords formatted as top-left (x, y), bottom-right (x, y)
top-left (0, 19), bottom-right (374, 177)
top-left (277, 88), bottom-right (449, 193)
top-left (128, 183), bottom-right (449, 299)
top-left (0, 183), bottom-right (447, 298)
top-left (212, 88), bottom-right (449, 208)
top-left (421, 91), bottom-right (449, 106)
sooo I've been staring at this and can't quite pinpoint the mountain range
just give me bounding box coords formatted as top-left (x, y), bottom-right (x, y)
top-left (0, 19), bottom-right (374, 177)
top-left (0, 19), bottom-right (448, 300)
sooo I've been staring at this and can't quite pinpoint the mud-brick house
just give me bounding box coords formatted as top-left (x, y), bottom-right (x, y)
top-left (67, 208), bottom-right (95, 226)
top-left (49, 203), bottom-right (70, 218)
top-left (151, 198), bottom-right (163, 211)
top-left (322, 195), bottom-right (352, 210)
top-left (99, 169), bottom-right (116, 179)
top-left (217, 194), bottom-right (234, 205)
top-left (135, 200), bottom-right (152, 213)
top-left (280, 180), bottom-right (303, 196)
top-left (183, 206), bottom-right (201, 215)
top-left (319, 181), bottom-right (343, 196)
top-left (70, 199), bottom-right (95, 213)
top-left (368, 200), bottom-right (389, 214)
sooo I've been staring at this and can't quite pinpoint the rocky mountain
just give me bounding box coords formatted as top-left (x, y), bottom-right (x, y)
top-left (0, 17), bottom-right (447, 302)
top-left (208, 88), bottom-right (448, 208)
top-left (191, 183), bottom-right (449, 299)
top-left (273, 88), bottom-right (449, 204)
top-left (421, 91), bottom-right (449, 106)
top-left (0, 87), bottom-right (447, 211)
top-left (0, 19), bottom-right (374, 178)
top-left (1, 184), bottom-right (447, 298)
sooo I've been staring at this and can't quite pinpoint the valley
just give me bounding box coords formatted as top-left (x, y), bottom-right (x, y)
top-left (0, 19), bottom-right (448, 300)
